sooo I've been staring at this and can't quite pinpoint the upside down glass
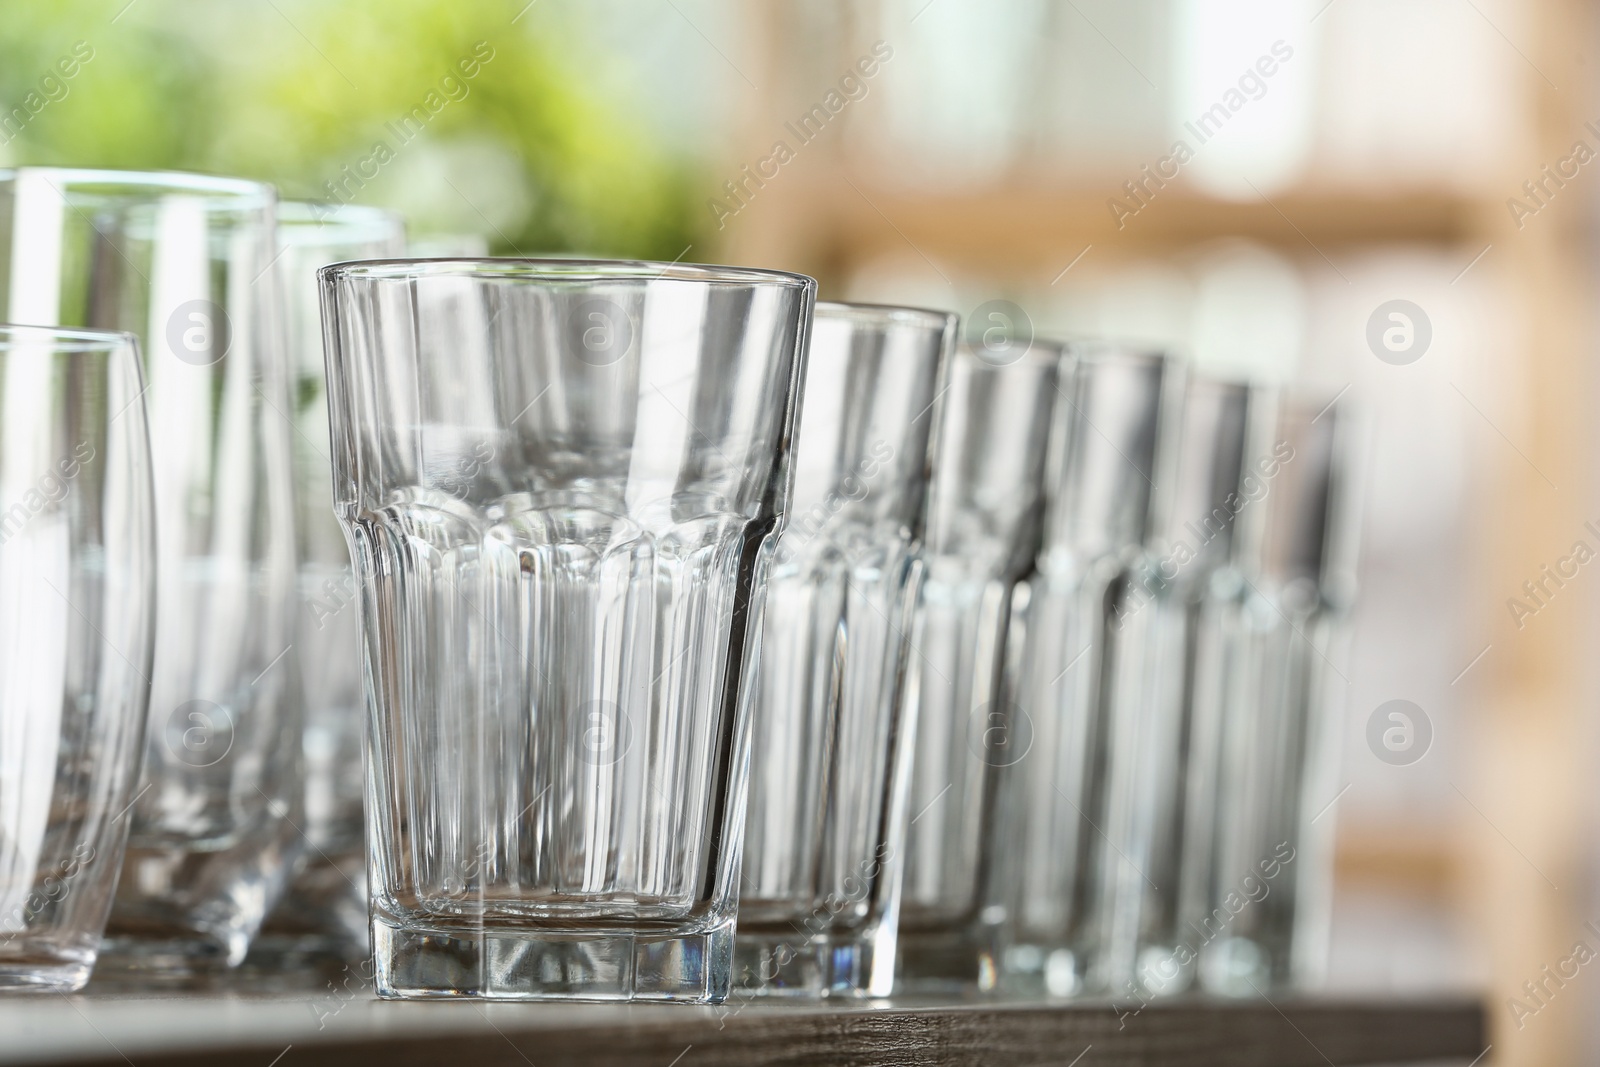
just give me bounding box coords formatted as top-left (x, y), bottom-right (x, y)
top-left (319, 258), bottom-right (814, 1001)
top-left (735, 302), bottom-right (953, 998)
top-left (0, 325), bottom-right (154, 991)
top-left (253, 202), bottom-right (406, 966)
top-left (0, 170), bottom-right (301, 976)
top-left (1200, 395), bottom-right (1360, 995)
top-left (1003, 343), bottom-right (1176, 996)
top-left (896, 339), bottom-right (1063, 993)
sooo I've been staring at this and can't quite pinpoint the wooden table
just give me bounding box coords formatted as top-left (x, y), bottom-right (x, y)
top-left (0, 985), bottom-right (1485, 1066)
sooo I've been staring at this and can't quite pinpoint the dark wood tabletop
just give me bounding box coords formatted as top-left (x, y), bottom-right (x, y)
top-left (0, 983), bottom-right (1485, 1067)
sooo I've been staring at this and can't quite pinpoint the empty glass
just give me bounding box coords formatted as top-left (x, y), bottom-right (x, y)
top-left (0, 169), bottom-right (302, 976)
top-left (319, 258), bottom-right (814, 1001)
top-left (896, 339), bottom-right (1064, 993)
top-left (253, 202), bottom-right (406, 966)
top-left (1096, 376), bottom-right (1256, 998)
top-left (1002, 342), bottom-right (1176, 996)
top-left (735, 302), bottom-right (954, 998)
top-left (1200, 394), bottom-right (1360, 995)
top-left (0, 324), bottom-right (154, 991)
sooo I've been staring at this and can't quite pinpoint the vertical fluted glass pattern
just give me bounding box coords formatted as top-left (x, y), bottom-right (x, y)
top-left (0, 325), bottom-right (154, 991)
top-left (1003, 343), bottom-right (1176, 996)
top-left (1097, 376), bottom-right (1255, 997)
top-left (0, 169), bottom-right (300, 975)
top-left (735, 302), bottom-right (953, 998)
top-left (254, 203), bottom-right (406, 964)
top-left (1200, 395), bottom-right (1360, 995)
top-left (896, 340), bottom-right (1062, 992)
top-left (319, 259), bottom-right (813, 1001)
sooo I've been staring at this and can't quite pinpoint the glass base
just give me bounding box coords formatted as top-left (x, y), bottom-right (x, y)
top-left (1002, 943), bottom-right (1087, 997)
top-left (1131, 941), bottom-right (1198, 997)
top-left (0, 948), bottom-right (95, 993)
top-left (895, 924), bottom-right (1002, 994)
top-left (89, 933), bottom-right (241, 987)
top-left (99, 818), bottom-right (303, 981)
top-left (240, 931), bottom-right (367, 990)
top-left (732, 927), bottom-right (890, 998)
top-left (372, 915), bottom-right (734, 1002)
top-left (1199, 935), bottom-right (1277, 996)
top-left (255, 848), bottom-right (367, 965)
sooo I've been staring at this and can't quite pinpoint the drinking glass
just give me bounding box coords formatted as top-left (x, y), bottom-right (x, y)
top-left (253, 202), bottom-right (405, 966)
top-left (896, 338), bottom-right (1064, 993)
top-left (734, 302), bottom-right (954, 998)
top-left (1094, 376), bottom-right (1256, 998)
top-left (319, 258), bottom-right (814, 1001)
top-left (0, 324), bottom-right (154, 991)
top-left (0, 169), bottom-right (301, 976)
top-left (1001, 342), bottom-right (1177, 996)
top-left (1199, 394), bottom-right (1361, 995)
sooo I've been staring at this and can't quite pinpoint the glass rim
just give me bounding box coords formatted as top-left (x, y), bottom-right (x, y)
top-left (1068, 338), bottom-right (1170, 367)
top-left (1187, 370), bottom-right (1254, 396)
top-left (816, 300), bottom-right (956, 332)
top-left (278, 201), bottom-right (405, 245)
top-left (0, 322), bottom-right (140, 354)
top-left (955, 335), bottom-right (1069, 369)
top-left (0, 166), bottom-right (274, 207)
top-left (318, 257), bottom-right (817, 290)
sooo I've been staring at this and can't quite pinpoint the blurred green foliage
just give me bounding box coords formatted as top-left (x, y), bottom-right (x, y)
top-left (0, 0), bottom-right (704, 257)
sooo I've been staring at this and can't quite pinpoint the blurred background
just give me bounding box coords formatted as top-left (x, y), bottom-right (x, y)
top-left (0, 0), bottom-right (1592, 1061)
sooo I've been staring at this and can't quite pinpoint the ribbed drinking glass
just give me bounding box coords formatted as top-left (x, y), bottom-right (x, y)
top-left (0, 169), bottom-right (301, 977)
top-left (0, 324), bottom-right (154, 991)
top-left (253, 202), bottom-right (406, 967)
top-left (735, 302), bottom-right (953, 998)
top-left (1095, 375), bottom-right (1256, 998)
top-left (1002, 343), bottom-right (1176, 996)
top-left (1200, 394), bottom-right (1360, 995)
top-left (319, 258), bottom-right (814, 1001)
top-left (896, 338), bottom-right (1063, 992)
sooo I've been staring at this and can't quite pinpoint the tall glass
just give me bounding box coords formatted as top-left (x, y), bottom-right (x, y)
top-left (0, 169), bottom-right (301, 977)
top-left (1200, 394), bottom-right (1360, 995)
top-left (735, 302), bottom-right (954, 998)
top-left (1002, 343), bottom-right (1176, 996)
top-left (896, 339), bottom-right (1063, 993)
top-left (319, 258), bottom-right (814, 1001)
top-left (1095, 376), bottom-right (1256, 998)
top-left (0, 325), bottom-right (154, 991)
top-left (253, 202), bottom-right (406, 966)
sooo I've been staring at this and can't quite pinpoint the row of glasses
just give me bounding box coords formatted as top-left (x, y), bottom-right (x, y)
top-left (1019, 373), bottom-right (1361, 1003)
top-left (0, 164), bottom-right (1359, 1000)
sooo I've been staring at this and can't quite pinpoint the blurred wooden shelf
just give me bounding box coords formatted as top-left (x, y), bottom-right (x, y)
top-left (0, 986), bottom-right (1484, 1067)
top-left (727, 176), bottom-right (1491, 276)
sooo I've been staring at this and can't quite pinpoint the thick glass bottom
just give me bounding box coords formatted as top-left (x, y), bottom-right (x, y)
top-left (1200, 935), bottom-right (1278, 996)
top-left (89, 933), bottom-right (238, 987)
top-left (1002, 942), bottom-right (1087, 997)
top-left (372, 915), bottom-right (734, 1002)
top-left (0, 948), bottom-right (95, 993)
top-left (895, 923), bottom-right (1002, 994)
top-left (732, 926), bottom-right (891, 998)
top-left (99, 821), bottom-right (303, 982)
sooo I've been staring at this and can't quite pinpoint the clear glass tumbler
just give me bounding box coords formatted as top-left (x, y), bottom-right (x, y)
top-left (1002, 342), bottom-right (1176, 997)
top-left (896, 338), bottom-right (1064, 993)
top-left (734, 302), bottom-right (954, 998)
top-left (0, 324), bottom-right (154, 991)
top-left (1094, 375), bottom-right (1256, 998)
top-left (1199, 394), bottom-right (1361, 995)
top-left (0, 169), bottom-right (302, 976)
top-left (319, 258), bottom-right (815, 1001)
top-left (253, 202), bottom-right (406, 967)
